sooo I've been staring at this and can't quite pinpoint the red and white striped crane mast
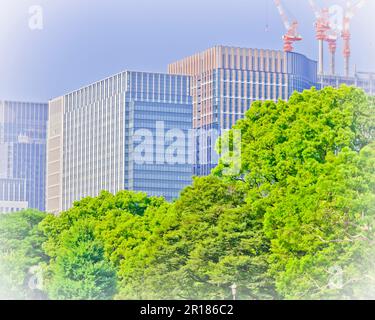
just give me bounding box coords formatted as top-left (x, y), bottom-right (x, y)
top-left (326, 26), bottom-right (340, 76)
top-left (274, 0), bottom-right (303, 52)
top-left (308, 0), bottom-right (331, 75)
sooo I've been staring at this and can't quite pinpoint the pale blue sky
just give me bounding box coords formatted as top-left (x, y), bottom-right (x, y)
top-left (0, 0), bottom-right (374, 102)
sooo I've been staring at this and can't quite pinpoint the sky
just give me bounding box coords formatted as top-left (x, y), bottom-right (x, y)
top-left (0, 0), bottom-right (374, 102)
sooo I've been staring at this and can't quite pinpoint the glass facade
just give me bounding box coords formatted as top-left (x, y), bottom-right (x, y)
top-left (286, 52), bottom-right (318, 97)
top-left (47, 71), bottom-right (192, 212)
top-left (0, 100), bottom-right (48, 213)
top-left (128, 100), bottom-right (192, 201)
top-left (319, 71), bottom-right (375, 95)
top-left (125, 72), bottom-right (192, 202)
top-left (168, 46), bottom-right (318, 176)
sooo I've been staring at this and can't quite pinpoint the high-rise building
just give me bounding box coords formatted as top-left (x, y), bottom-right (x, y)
top-left (0, 100), bottom-right (48, 213)
top-left (46, 71), bottom-right (192, 214)
top-left (168, 45), bottom-right (318, 176)
top-left (319, 71), bottom-right (375, 96)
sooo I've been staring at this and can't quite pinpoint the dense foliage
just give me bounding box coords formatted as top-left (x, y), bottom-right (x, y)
top-left (0, 210), bottom-right (47, 299)
top-left (214, 86), bottom-right (375, 299)
top-left (1, 86), bottom-right (374, 300)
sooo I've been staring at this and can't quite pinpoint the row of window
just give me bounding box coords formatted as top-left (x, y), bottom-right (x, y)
top-left (221, 54), bottom-right (284, 73)
top-left (0, 179), bottom-right (26, 201)
top-left (64, 72), bottom-right (191, 112)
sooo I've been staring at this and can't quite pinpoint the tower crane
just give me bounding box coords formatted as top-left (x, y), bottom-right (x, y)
top-left (274, 0), bottom-right (302, 52)
top-left (342, 0), bottom-right (367, 77)
top-left (308, 0), bottom-right (331, 75)
top-left (326, 29), bottom-right (340, 76)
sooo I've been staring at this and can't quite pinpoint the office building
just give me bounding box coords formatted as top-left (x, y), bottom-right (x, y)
top-left (168, 45), bottom-right (318, 176)
top-left (46, 71), bottom-right (192, 213)
top-left (0, 100), bottom-right (48, 213)
top-left (319, 71), bottom-right (375, 96)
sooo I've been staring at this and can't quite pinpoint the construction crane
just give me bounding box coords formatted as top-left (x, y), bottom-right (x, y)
top-left (342, 0), bottom-right (367, 77)
top-left (274, 0), bottom-right (302, 52)
top-left (326, 29), bottom-right (340, 76)
top-left (325, 4), bottom-right (345, 76)
top-left (308, 0), bottom-right (331, 75)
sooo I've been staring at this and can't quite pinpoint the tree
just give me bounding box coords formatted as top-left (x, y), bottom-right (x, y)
top-left (116, 176), bottom-right (277, 300)
top-left (0, 210), bottom-right (47, 299)
top-left (266, 145), bottom-right (375, 299)
top-left (40, 190), bottom-right (166, 300)
top-left (44, 220), bottom-right (117, 300)
top-left (214, 85), bottom-right (375, 299)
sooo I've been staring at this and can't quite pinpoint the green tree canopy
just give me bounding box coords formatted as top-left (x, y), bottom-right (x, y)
top-left (0, 210), bottom-right (47, 299)
top-left (214, 86), bottom-right (375, 299)
top-left (115, 176), bottom-right (277, 300)
top-left (39, 190), bottom-right (167, 300)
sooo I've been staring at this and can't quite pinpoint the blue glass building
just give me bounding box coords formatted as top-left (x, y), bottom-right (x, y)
top-left (126, 72), bottom-right (193, 201)
top-left (0, 100), bottom-right (48, 213)
top-left (286, 52), bottom-right (318, 97)
top-left (47, 71), bottom-right (192, 213)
